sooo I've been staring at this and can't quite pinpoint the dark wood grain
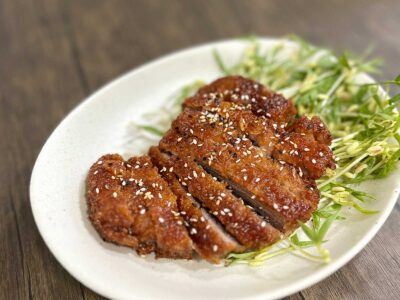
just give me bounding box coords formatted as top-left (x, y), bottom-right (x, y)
top-left (0, 0), bottom-right (399, 299)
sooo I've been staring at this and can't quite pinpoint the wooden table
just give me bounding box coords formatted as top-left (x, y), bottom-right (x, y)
top-left (1, 0), bottom-right (399, 299)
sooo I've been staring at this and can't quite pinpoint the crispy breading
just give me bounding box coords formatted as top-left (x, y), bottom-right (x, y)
top-left (150, 146), bottom-right (281, 249)
top-left (150, 147), bottom-right (244, 263)
top-left (87, 154), bottom-right (193, 259)
top-left (159, 110), bottom-right (319, 232)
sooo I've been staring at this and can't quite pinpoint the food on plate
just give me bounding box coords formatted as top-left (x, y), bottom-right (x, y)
top-left (87, 154), bottom-right (193, 259)
top-left (86, 76), bottom-right (336, 263)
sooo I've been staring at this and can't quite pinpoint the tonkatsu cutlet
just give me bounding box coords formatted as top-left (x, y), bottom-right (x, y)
top-left (86, 75), bottom-right (336, 263)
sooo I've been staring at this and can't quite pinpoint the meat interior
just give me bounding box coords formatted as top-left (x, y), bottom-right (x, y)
top-left (86, 76), bottom-right (336, 263)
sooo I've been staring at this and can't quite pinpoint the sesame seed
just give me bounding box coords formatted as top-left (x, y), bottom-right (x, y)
top-left (255, 178), bottom-right (260, 183)
top-left (140, 208), bottom-right (146, 215)
top-left (261, 221), bottom-right (267, 227)
top-left (193, 171), bottom-right (198, 178)
top-left (273, 203), bottom-right (279, 210)
top-left (304, 147), bottom-right (310, 152)
top-left (97, 160), bottom-right (103, 165)
top-left (95, 187), bottom-right (99, 194)
top-left (190, 228), bottom-right (197, 235)
top-left (112, 192), bottom-right (117, 198)
top-left (312, 159), bottom-right (317, 164)
top-left (93, 170), bottom-right (99, 175)
top-left (212, 245), bottom-right (218, 252)
top-left (144, 192), bottom-right (154, 199)
top-left (158, 217), bottom-right (165, 223)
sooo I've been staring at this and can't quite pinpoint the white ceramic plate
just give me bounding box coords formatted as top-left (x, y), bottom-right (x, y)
top-left (30, 38), bottom-right (400, 300)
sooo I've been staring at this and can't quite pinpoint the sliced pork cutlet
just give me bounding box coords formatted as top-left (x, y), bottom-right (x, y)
top-left (184, 75), bottom-right (335, 180)
top-left (159, 110), bottom-right (319, 233)
top-left (149, 146), bottom-right (281, 250)
top-left (87, 154), bottom-right (193, 259)
top-left (183, 75), bottom-right (297, 123)
top-left (185, 99), bottom-right (335, 179)
top-left (150, 148), bottom-right (242, 263)
top-left (272, 116), bottom-right (336, 179)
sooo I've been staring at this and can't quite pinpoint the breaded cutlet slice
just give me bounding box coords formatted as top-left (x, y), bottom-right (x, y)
top-left (150, 148), bottom-right (242, 263)
top-left (87, 154), bottom-right (193, 259)
top-left (184, 75), bottom-right (297, 123)
top-left (159, 110), bottom-right (320, 233)
top-left (150, 146), bottom-right (281, 250)
top-left (185, 99), bottom-right (335, 179)
top-left (184, 75), bottom-right (335, 179)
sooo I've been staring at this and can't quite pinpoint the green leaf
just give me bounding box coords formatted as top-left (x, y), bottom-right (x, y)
top-left (213, 49), bottom-right (230, 75)
top-left (298, 221), bottom-right (317, 241)
top-left (136, 125), bottom-right (164, 136)
top-left (315, 209), bottom-right (340, 243)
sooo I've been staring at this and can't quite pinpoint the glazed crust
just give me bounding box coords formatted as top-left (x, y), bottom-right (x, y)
top-left (86, 75), bottom-right (336, 263)
top-left (86, 154), bottom-right (193, 259)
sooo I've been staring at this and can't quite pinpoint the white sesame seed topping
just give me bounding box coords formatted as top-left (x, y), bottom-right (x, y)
top-left (144, 192), bottom-right (154, 199)
top-left (112, 192), bottom-right (117, 198)
top-left (261, 221), bottom-right (267, 227)
top-left (95, 188), bottom-right (99, 194)
top-left (312, 159), bottom-right (317, 164)
top-left (140, 208), bottom-right (146, 215)
top-left (97, 160), bottom-right (103, 165)
top-left (212, 245), bottom-right (218, 252)
top-left (158, 217), bottom-right (165, 223)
